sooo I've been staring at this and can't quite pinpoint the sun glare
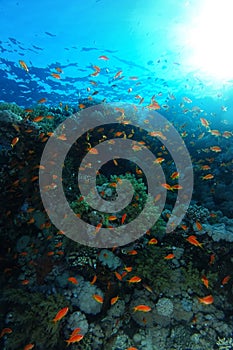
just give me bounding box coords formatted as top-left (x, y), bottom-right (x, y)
top-left (186, 0), bottom-right (233, 80)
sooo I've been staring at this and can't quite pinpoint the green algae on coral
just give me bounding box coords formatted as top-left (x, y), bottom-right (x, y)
top-left (70, 173), bottom-right (165, 230)
top-left (134, 244), bottom-right (218, 295)
top-left (1, 288), bottom-right (71, 350)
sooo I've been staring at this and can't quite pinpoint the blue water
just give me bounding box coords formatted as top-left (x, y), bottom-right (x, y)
top-left (1, 0), bottom-right (233, 113)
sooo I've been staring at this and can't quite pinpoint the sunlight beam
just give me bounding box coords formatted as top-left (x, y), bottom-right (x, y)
top-left (186, 0), bottom-right (233, 80)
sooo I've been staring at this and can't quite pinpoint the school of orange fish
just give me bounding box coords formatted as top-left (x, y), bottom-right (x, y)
top-left (1, 56), bottom-right (232, 349)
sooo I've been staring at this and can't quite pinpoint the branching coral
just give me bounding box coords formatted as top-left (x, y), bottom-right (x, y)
top-left (216, 337), bottom-right (233, 350)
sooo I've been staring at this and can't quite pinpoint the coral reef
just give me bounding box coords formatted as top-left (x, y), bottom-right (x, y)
top-left (98, 249), bottom-right (122, 270)
top-left (185, 203), bottom-right (210, 223)
top-left (70, 280), bottom-right (104, 315)
top-left (216, 337), bottom-right (233, 350)
top-left (65, 311), bottom-right (89, 336)
top-left (1, 102), bottom-right (233, 350)
top-left (205, 217), bottom-right (233, 242)
top-left (156, 297), bottom-right (174, 317)
top-left (1, 288), bottom-right (70, 350)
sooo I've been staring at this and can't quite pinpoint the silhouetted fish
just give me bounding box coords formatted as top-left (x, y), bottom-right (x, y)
top-left (44, 31), bottom-right (56, 37)
top-left (32, 45), bottom-right (43, 51)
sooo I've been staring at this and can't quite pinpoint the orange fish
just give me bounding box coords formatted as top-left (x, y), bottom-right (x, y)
top-left (33, 164), bottom-right (45, 170)
top-left (221, 275), bottom-right (231, 285)
top-left (90, 275), bottom-right (97, 285)
top-left (68, 277), bottom-right (78, 285)
top-left (210, 129), bottom-right (221, 136)
top-left (195, 221), bottom-right (203, 231)
top-left (148, 238), bottom-right (158, 245)
top-left (88, 147), bottom-right (99, 154)
top-left (200, 118), bottom-right (209, 128)
top-left (52, 307), bottom-right (69, 322)
top-left (54, 243), bottom-right (63, 248)
top-left (19, 60), bottom-right (29, 72)
top-left (133, 304), bottom-right (151, 312)
top-left (114, 271), bottom-right (122, 281)
top-left (92, 294), bottom-right (103, 303)
top-left (31, 176), bottom-right (39, 182)
top-left (109, 182), bottom-right (117, 187)
top-left (154, 194), bottom-right (161, 203)
top-left (51, 73), bottom-right (61, 79)
top-left (69, 328), bottom-right (81, 337)
top-left (209, 253), bottom-right (215, 265)
top-left (121, 271), bottom-right (128, 279)
top-left (95, 222), bottom-right (102, 233)
top-left (201, 275), bottom-right (209, 288)
top-left (108, 215), bottom-right (117, 221)
top-left (0, 327), bottom-right (13, 338)
top-left (92, 65), bottom-right (100, 72)
top-left (37, 98), bottom-right (47, 104)
top-left (171, 184), bottom-right (183, 190)
top-left (114, 70), bottom-right (123, 79)
top-left (198, 295), bottom-right (214, 305)
top-left (161, 183), bottom-right (173, 191)
top-left (121, 213), bottom-right (127, 224)
top-left (164, 253), bottom-right (175, 260)
top-left (19, 251), bottom-right (28, 256)
top-left (127, 348), bottom-right (138, 350)
top-left (23, 344), bottom-right (34, 350)
top-left (201, 165), bottom-right (211, 170)
top-left (27, 217), bottom-right (35, 224)
top-left (149, 131), bottom-right (167, 140)
top-left (114, 131), bottom-right (124, 137)
top-left (56, 250), bottom-right (64, 256)
top-left (55, 67), bottom-right (63, 73)
top-left (21, 279), bottom-right (30, 285)
top-left (136, 167), bottom-right (143, 175)
top-left (78, 104), bottom-right (85, 109)
top-left (146, 100), bottom-right (160, 110)
top-left (170, 171), bottom-right (179, 179)
top-left (11, 137), bottom-right (19, 148)
top-left (127, 250), bottom-right (138, 255)
top-left (128, 276), bottom-right (141, 283)
top-left (202, 174), bottom-right (214, 180)
top-left (132, 145), bottom-right (142, 152)
top-left (222, 131), bottom-right (232, 138)
top-left (99, 55), bottom-right (109, 60)
top-left (154, 157), bottom-right (165, 164)
top-left (47, 251), bottom-right (54, 256)
top-left (124, 266), bottom-right (133, 272)
top-left (111, 296), bottom-right (119, 305)
top-left (186, 235), bottom-right (203, 248)
top-left (57, 134), bottom-right (67, 141)
top-left (65, 334), bottom-right (84, 345)
top-left (210, 146), bottom-right (221, 152)
top-left (33, 116), bottom-right (44, 122)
